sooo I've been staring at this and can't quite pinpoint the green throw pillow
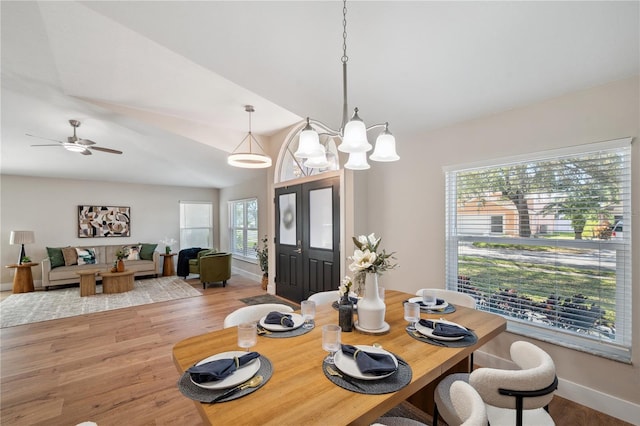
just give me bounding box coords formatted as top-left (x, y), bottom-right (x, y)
top-left (46, 246), bottom-right (66, 268)
top-left (139, 243), bottom-right (157, 260)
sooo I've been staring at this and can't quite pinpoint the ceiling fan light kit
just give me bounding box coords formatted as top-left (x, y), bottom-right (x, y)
top-left (29, 119), bottom-right (123, 155)
top-left (295, 0), bottom-right (399, 171)
top-left (227, 105), bottom-right (273, 169)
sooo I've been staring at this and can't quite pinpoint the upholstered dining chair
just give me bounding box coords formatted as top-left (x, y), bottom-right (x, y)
top-left (223, 303), bottom-right (294, 328)
top-left (415, 288), bottom-right (476, 309)
top-left (450, 380), bottom-right (488, 426)
top-left (433, 341), bottom-right (557, 426)
top-left (307, 290), bottom-right (340, 306)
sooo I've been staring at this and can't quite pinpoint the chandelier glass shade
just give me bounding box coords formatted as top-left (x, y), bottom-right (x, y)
top-left (227, 105), bottom-right (272, 169)
top-left (295, 0), bottom-right (399, 170)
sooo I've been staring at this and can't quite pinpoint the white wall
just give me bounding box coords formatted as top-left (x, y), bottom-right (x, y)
top-left (366, 75), bottom-right (640, 422)
top-left (0, 175), bottom-right (218, 289)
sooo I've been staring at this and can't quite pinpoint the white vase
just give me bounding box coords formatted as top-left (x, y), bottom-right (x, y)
top-left (356, 272), bottom-right (386, 330)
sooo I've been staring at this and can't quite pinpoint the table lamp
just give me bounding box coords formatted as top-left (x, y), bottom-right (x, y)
top-left (9, 230), bottom-right (35, 265)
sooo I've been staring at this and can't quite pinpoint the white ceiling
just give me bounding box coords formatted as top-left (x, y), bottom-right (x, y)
top-left (2, 1), bottom-right (638, 188)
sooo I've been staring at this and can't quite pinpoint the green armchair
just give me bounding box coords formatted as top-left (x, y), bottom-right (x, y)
top-left (197, 252), bottom-right (232, 289)
top-left (188, 249), bottom-right (217, 275)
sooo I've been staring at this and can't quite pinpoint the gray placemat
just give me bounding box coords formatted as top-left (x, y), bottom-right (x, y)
top-left (258, 323), bottom-right (314, 338)
top-left (322, 354), bottom-right (412, 394)
top-left (177, 355), bottom-right (272, 403)
top-left (405, 327), bottom-right (478, 348)
top-left (403, 299), bottom-right (457, 314)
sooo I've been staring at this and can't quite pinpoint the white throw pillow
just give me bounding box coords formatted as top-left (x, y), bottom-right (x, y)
top-left (75, 247), bottom-right (97, 265)
top-left (123, 244), bottom-right (141, 260)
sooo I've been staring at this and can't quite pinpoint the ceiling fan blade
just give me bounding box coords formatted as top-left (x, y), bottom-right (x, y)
top-left (80, 149), bottom-right (92, 156)
top-left (77, 138), bottom-right (96, 146)
top-left (89, 146), bottom-right (123, 155)
top-left (31, 144), bottom-right (64, 147)
top-left (26, 133), bottom-right (64, 144)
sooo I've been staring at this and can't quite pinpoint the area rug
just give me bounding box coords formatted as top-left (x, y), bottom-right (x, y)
top-left (240, 294), bottom-right (299, 310)
top-left (0, 276), bottom-right (201, 328)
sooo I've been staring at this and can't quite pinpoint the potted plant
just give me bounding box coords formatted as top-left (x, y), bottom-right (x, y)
top-left (115, 249), bottom-right (126, 272)
top-left (255, 235), bottom-right (269, 290)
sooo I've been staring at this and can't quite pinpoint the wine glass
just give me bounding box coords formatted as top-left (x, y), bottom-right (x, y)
top-left (301, 300), bottom-right (316, 329)
top-left (237, 322), bottom-right (257, 351)
top-left (322, 324), bottom-right (341, 364)
top-left (404, 302), bottom-right (420, 331)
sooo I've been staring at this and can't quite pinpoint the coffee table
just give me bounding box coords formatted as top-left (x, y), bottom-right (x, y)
top-left (100, 270), bottom-right (134, 294)
top-left (76, 269), bottom-right (101, 297)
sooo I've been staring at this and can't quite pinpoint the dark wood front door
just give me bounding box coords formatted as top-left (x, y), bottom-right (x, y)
top-left (275, 176), bottom-right (340, 302)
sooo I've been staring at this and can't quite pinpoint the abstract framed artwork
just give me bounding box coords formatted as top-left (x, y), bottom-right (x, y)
top-left (78, 205), bottom-right (130, 238)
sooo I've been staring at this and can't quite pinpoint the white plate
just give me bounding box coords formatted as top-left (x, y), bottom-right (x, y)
top-left (259, 312), bottom-right (304, 331)
top-left (415, 319), bottom-right (467, 341)
top-left (408, 296), bottom-right (449, 311)
top-left (334, 345), bottom-right (398, 380)
top-left (190, 351), bottom-right (261, 390)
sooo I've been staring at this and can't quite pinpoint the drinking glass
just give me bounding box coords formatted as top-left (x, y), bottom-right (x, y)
top-left (237, 322), bottom-right (257, 351)
top-left (404, 302), bottom-right (420, 331)
top-left (422, 290), bottom-right (437, 307)
top-left (301, 300), bottom-right (316, 329)
top-left (322, 324), bottom-right (341, 364)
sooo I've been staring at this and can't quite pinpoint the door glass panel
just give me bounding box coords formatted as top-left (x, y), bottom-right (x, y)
top-left (279, 193), bottom-right (296, 245)
top-left (309, 187), bottom-right (333, 250)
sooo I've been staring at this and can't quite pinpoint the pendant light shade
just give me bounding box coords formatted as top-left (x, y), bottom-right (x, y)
top-left (370, 123), bottom-right (400, 162)
top-left (344, 151), bottom-right (370, 170)
top-left (338, 108), bottom-right (372, 153)
top-left (227, 105), bottom-right (272, 169)
top-left (304, 145), bottom-right (330, 169)
top-left (294, 118), bottom-right (324, 159)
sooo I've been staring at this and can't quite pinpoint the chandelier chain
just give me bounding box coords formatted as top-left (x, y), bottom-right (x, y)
top-left (341, 0), bottom-right (348, 63)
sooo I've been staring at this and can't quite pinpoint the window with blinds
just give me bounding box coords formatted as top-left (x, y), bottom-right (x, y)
top-left (179, 201), bottom-right (213, 250)
top-left (229, 198), bottom-right (259, 260)
top-left (445, 138), bottom-right (632, 362)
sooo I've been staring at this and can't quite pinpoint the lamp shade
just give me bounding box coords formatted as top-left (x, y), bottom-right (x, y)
top-left (370, 127), bottom-right (400, 162)
top-left (304, 147), bottom-right (330, 169)
top-left (294, 119), bottom-right (324, 159)
top-left (10, 230), bottom-right (35, 245)
top-left (338, 108), bottom-right (372, 153)
top-left (344, 151), bottom-right (370, 170)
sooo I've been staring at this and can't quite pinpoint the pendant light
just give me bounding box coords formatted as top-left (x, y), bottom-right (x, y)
top-left (227, 105), bottom-right (272, 169)
top-left (296, 0), bottom-right (399, 170)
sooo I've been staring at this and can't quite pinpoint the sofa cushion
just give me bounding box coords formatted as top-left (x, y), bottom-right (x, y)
top-left (76, 247), bottom-right (97, 265)
top-left (47, 247), bottom-right (66, 268)
top-left (61, 247), bottom-right (78, 266)
top-left (123, 244), bottom-right (141, 260)
top-left (139, 243), bottom-right (157, 260)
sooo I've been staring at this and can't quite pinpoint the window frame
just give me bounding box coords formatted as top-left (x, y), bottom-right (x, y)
top-left (228, 197), bottom-right (259, 263)
top-left (445, 138), bottom-right (632, 362)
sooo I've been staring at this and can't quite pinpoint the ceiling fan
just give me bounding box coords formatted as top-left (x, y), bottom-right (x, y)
top-left (27, 120), bottom-right (123, 155)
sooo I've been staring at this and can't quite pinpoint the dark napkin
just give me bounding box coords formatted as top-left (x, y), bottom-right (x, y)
top-left (417, 298), bottom-right (445, 307)
top-left (340, 344), bottom-right (397, 376)
top-left (265, 311), bottom-right (294, 327)
top-left (418, 319), bottom-right (474, 338)
top-left (187, 352), bottom-right (260, 383)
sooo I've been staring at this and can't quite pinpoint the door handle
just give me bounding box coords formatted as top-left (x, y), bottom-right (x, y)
top-left (294, 248), bottom-right (302, 254)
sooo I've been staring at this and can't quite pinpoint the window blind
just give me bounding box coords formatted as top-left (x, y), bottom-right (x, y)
top-left (445, 138), bottom-right (632, 362)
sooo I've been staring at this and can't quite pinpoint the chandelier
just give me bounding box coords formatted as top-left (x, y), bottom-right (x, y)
top-left (227, 105), bottom-right (272, 168)
top-left (294, 0), bottom-right (399, 170)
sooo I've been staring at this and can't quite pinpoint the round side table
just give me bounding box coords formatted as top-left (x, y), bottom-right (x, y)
top-left (160, 253), bottom-right (176, 276)
top-left (5, 262), bottom-right (38, 293)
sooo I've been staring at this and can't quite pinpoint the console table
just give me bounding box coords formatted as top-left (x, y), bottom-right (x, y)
top-left (101, 270), bottom-right (134, 294)
top-left (5, 262), bottom-right (38, 293)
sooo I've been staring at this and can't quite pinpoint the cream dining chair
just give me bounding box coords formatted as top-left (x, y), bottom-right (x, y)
top-left (307, 290), bottom-right (340, 306)
top-left (415, 288), bottom-right (476, 309)
top-left (433, 341), bottom-right (557, 426)
top-left (223, 303), bottom-right (294, 328)
top-left (450, 380), bottom-right (488, 426)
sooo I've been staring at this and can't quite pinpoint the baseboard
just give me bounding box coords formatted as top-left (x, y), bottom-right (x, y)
top-left (475, 350), bottom-right (640, 425)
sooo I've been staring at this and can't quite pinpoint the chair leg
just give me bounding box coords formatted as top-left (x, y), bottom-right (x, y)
top-left (223, 280), bottom-right (227, 288)
top-left (470, 352), bottom-right (474, 371)
top-left (202, 282), bottom-right (206, 289)
top-left (433, 403), bottom-right (439, 426)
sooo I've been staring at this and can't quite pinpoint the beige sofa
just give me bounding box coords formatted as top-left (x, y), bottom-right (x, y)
top-left (42, 244), bottom-right (159, 290)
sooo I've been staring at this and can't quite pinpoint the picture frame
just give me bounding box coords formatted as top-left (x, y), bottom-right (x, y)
top-left (78, 205), bottom-right (131, 238)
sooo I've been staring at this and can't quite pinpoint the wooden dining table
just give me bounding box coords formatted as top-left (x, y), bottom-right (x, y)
top-left (172, 290), bottom-right (506, 425)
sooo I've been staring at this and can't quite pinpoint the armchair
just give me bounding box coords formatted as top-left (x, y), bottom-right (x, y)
top-left (198, 252), bottom-right (232, 289)
top-left (188, 249), bottom-right (217, 275)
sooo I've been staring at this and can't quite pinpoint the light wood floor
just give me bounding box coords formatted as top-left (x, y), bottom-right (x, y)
top-left (0, 276), bottom-right (630, 425)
